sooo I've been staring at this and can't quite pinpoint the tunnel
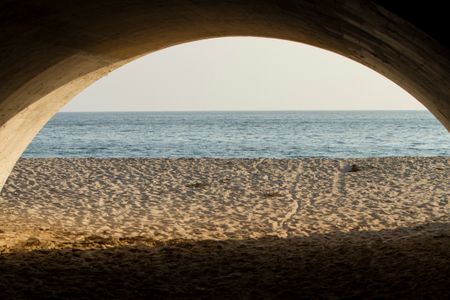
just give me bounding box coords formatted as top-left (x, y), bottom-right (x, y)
top-left (0, 0), bottom-right (449, 190)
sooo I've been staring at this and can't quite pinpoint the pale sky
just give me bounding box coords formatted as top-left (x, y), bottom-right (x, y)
top-left (62, 37), bottom-right (424, 112)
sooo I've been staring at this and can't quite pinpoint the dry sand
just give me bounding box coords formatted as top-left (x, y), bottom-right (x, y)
top-left (0, 157), bottom-right (449, 299)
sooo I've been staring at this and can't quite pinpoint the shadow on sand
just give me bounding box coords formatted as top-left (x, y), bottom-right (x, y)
top-left (0, 223), bottom-right (449, 299)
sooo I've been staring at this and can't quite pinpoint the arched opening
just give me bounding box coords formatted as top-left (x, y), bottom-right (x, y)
top-left (0, 0), bottom-right (449, 190)
top-left (22, 37), bottom-right (449, 159)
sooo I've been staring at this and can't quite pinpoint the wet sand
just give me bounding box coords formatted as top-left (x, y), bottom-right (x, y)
top-left (0, 157), bottom-right (449, 299)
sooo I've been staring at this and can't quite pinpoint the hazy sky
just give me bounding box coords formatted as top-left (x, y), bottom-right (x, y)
top-left (62, 37), bottom-right (424, 112)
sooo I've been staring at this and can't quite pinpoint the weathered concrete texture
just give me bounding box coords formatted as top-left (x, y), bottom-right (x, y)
top-left (0, 0), bottom-right (449, 190)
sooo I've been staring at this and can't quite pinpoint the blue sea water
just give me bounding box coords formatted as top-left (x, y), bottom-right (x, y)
top-left (23, 111), bottom-right (450, 158)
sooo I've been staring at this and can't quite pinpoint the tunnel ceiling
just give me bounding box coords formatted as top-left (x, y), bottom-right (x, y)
top-left (0, 1), bottom-right (448, 48)
top-left (374, 1), bottom-right (449, 47)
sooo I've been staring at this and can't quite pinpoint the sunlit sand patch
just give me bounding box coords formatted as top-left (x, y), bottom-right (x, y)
top-left (0, 157), bottom-right (448, 251)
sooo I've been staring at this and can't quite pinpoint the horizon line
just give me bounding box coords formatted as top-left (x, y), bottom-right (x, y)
top-left (59, 109), bottom-right (428, 113)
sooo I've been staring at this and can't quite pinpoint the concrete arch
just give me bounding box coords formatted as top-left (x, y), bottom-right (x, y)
top-left (0, 0), bottom-right (449, 190)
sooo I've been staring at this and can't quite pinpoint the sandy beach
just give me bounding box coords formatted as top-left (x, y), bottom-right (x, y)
top-left (0, 157), bottom-right (449, 298)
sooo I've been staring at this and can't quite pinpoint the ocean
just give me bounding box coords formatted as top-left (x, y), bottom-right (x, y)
top-left (23, 111), bottom-right (450, 158)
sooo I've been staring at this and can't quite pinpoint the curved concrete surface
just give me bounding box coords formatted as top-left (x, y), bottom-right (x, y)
top-left (0, 0), bottom-right (449, 190)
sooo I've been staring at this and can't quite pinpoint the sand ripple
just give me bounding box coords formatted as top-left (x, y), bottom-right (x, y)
top-left (0, 157), bottom-right (448, 250)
